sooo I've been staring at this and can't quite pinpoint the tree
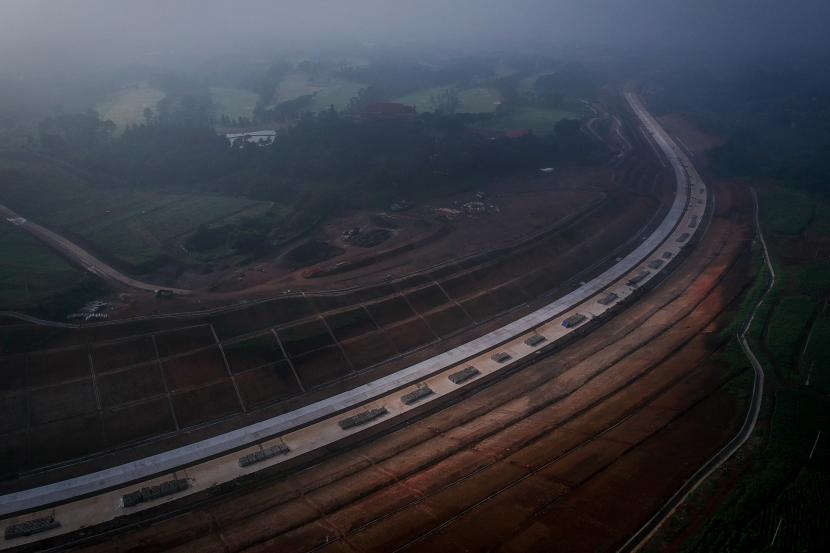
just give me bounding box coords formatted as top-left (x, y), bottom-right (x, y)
top-left (38, 109), bottom-right (115, 154)
top-left (347, 87), bottom-right (370, 113)
top-left (429, 89), bottom-right (460, 114)
top-left (143, 107), bottom-right (155, 126)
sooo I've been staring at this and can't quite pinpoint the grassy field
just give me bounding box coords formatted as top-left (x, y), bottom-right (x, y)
top-left (310, 80), bottom-right (365, 112)
top-left (478, 106), bottom-right (579, 134)
top-left (271, 73), bottom-right (365, 112)
top-left (273, 73), bottom-right (322, 105)
top-left (803, 314), bottom-right (830, 391)
top-left (0, 153), bottom-right (272, 271)
top-left (0, 225), bottom-right (90, 309)
top-left (210, 87), bottom-right (259, 121)
top-left (761, 190), bottom-right (816, 235)
top-left (458, 87), bottom-right (502, 112)
top-left (809, 202), bottom-right (830, 236)
top-left (765, 295), bottom-right (815, 375)
top-left (95, 83), bottom-right (165, 130)
top-left (685, 390), bottom-right (830, 553)
top-left (395, 86), bottom-right (501, 113)
top-left (132, 196), bottom-right (262, 241)
top-left (798, 263), bottom-right (830, 298)
top-left (679, 187), bottom-right (830, 552)
top-left (70, 194), bottom-right (264, 269)
top-left (748, 468), bottom-right (830, 552)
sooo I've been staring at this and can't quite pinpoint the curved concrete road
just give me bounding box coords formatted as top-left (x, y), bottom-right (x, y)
top-left (0, 203), bottom-right (190, 295)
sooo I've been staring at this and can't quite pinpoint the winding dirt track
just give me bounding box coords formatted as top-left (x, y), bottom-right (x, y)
top-left (66, 184), bottom-right (752, 553)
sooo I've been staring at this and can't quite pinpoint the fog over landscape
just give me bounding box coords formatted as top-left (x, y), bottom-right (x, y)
top-left (2, 0), bottom-right (830, 64)
top-left (1, 2), bottom-right (830, 552)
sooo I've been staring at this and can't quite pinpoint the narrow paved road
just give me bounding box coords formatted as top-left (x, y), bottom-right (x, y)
top-left (0, 203), bottom-right (190, 295)
top-left (617, 186), bottom-right (770, 553)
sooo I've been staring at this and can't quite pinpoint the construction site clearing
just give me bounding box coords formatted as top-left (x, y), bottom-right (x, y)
top-left (47, 179), bottom-right (750, 553)
top-left (0, 91), bottom-right (746, 550)
top-left (0, 144), bottom-right (672, 487)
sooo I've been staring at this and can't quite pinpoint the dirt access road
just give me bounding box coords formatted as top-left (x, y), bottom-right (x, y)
top-left (0, 203), bottom-right (190, 295)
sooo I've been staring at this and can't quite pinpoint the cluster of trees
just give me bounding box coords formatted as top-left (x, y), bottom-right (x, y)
top-left (654, 64), bottom-right (830, 198)
top-left (429, 89), bottom-right (460, 114)
top-left (29, 56), bottom-right (605, 250)
top-left (37, 103), bottom-right (602, 211)
top-left (38, 110), bottom-right (116, 155)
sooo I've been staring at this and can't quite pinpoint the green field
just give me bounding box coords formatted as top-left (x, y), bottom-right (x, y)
top-left (809, 202), bottom-right (830, 237)
top-left (682, 188), bottom-right (830, 552)
top-left (747, 468), bottom-right (830, 553)
top-left (0, 153), bottom-right (272, 270)
top-left (686, 390), bottom-right (830, 553)
top-left (71, 194), bottom-right (265, 269)
top-left (458, 88), bottom-right (502, 112)
top-left (95, 83), bottom-right (165, 130)
top-left (273, 73), bottom-right (322, 105)
top-left (395, 86), bottom-right (501, 113)
top-left (0, 225), bottom-right (88, 308)
top-left (765, 295), bottom-right (815, 375)
top-left (310, 80), bottom-right (366, 111)
top-left (803, 315), bottom-right (830, 391)
top-left (761, 190), bottom-right (816, 235)
top-left (478, 106), bottom-right (579, 134)
top-left (271, 73), bottom-right (365, 112)
top-left (210, 87), bottom-right (259, 121)
top-left (798, 263), bottom-right (830, 298)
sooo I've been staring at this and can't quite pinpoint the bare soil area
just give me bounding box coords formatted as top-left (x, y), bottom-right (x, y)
top-left (175, 169), bottom-right (610, 299)
top-left (48, 182), bottom-right (755, 553)
top-left (0, 139), bottom-right (672, 487)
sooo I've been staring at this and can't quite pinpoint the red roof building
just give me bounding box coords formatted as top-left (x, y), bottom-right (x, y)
top-left (506, 129), bottom-right (531, 139)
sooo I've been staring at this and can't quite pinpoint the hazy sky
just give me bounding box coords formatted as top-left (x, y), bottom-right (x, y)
top-left (1, 0), bottom-right (829, 67)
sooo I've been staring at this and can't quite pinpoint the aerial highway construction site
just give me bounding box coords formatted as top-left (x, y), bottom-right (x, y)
top-left (0, 89), bottom-right (758, 553)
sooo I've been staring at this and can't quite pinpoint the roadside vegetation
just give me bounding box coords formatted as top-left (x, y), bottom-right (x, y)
top-left (678, 184), bottom-right (830, 553)
top-left (0, 151), bottom-right (275, 273)
top-left (0, 225), bottom-right (103, 315)
top-left (650, 64), bottom-right (830, 551)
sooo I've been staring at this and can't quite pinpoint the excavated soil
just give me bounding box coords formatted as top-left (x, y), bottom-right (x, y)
top-left (50, 183), bottom-right (756, 553)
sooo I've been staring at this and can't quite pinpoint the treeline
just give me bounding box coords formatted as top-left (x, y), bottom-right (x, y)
top-left (653, 63), bottom-right (830, 198)
top-left (36, 103), bottom-right (603, 211)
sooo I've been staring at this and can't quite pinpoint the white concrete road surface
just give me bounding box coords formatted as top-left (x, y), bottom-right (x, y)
top-left (0, 90), bottom-right (708, 548)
